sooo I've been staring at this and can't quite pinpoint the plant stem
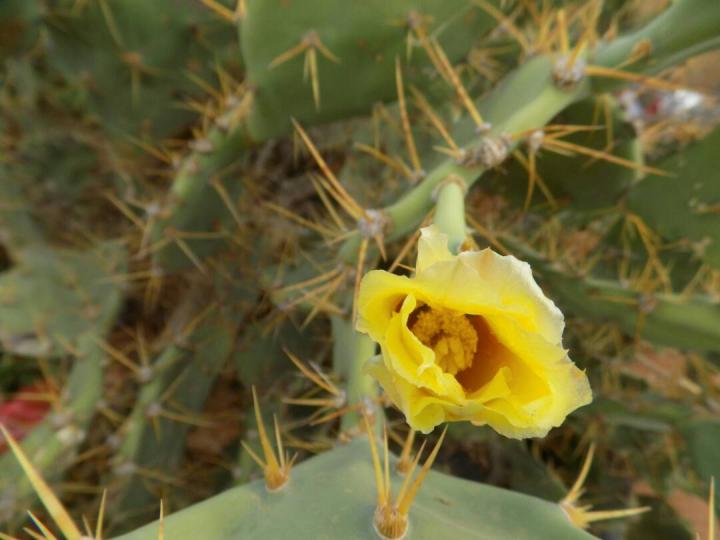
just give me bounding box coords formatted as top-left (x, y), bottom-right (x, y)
top-left (330, 316), bottom-right (378, 433)
top-left (338, 57), bottom-right (582, 263)
top-left (433, 181), bottom-right (466, 253)
top-left (338, 0), bottom-right (720, 262)
top-left (591, 0), bottom-right (720, 84)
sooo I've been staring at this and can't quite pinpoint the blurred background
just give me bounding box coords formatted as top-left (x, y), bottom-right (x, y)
top-left (0, 0), bottom-right (719, 538)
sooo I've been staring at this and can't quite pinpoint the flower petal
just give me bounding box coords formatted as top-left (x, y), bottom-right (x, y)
top-left (468, 365), bottom-right (513, 402)
top-left (366, 357), bottom-right (447, 433)
top-left (463, 249), bottom-right (565, 343)
top-left (356, 270), bottom-right (417, 342)
top-left (355, 225), bottom-right (592, 439)
top-left (416, 225), bottom-right (454, 274)
top-left (383, 294), bottom-right (465, 399)
top-left (473, 315), bottom-right (592, 437)
top-left (415, 250), bottom-right (564, 343)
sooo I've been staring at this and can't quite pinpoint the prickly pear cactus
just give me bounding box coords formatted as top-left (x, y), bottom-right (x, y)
top-left (1, 1), bottom-right (719, 539)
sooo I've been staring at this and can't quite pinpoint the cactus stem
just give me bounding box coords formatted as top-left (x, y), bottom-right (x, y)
top-left (458, 134), bottom-right (511, 169)
top-left (352, 238), bottom-right (369, 323)
top-left (433, 180), bottom-right (467, 254)
top-left (331, 317), bottom-right (378, 434)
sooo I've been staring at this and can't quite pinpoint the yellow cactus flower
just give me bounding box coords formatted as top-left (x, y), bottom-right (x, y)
top-left (356, 226), bottom-right (592, 437)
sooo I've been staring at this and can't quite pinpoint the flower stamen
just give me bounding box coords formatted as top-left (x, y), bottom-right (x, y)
top-left (410, 307), bottom-right (478, 374)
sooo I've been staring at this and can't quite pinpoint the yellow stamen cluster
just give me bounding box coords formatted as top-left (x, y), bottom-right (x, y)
top-left (410, 307), bottom-right (478, 374)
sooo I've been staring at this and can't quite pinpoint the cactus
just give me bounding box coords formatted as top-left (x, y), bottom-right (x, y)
top-left (44, 0), bottom-right (239, 141)
top-left (501, 239), bottom-right (720, 353)
top-left (115, 438), bottom-right (595, 540)
top-left (488, 95), bottom-right (643, 210)
top-left (0, 0), bottom-right (42, 61)
top-left (241, 0), bottom-right (501, 140)
top-left (107, 284), bottom-right (238, 530)
top-left (147, 126), bottom-right (249, 271)
top-left (628, 125), bottom-right (720, 269)
top-left (0, 243), bottom-right (126, 520)
top-left (1, 1), bottom-right (720, 539)
top-left (151, 0), bottom-right (504, 271)
top-left (0, 243), bottom-right (126, 357)
top-left (681, 419), bottom-right (720, 514)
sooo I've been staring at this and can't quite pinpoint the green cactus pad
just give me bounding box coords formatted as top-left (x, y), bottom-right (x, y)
top-left (491, 96), bottom-right (642, 210)
top-left (627, 126), bottom-right (720, 270)
top-left (46, 0), bottom-right (237, 140)
top-left (242, 0), bottom-right (503, 140)
top-left (0, 242), bottom-right (126, 357)
top-left (116, 437), bottom-right (596, 540)
top-left (503, 238), bottom-right (720, 353)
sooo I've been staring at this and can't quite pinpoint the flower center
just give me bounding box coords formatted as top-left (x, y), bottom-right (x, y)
top-left (410, 306), bottom-right (478, 375)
